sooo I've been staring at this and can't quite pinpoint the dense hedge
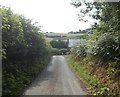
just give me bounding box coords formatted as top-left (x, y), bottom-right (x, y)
top-left (71, 2), bottom-right (120, 69)
top-left (2, 7), bottom-right (51, 95)
top-left (70, 2), bottom-right (120, 96)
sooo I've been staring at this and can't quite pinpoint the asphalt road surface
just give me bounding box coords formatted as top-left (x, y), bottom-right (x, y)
top-left (23, 55), bottom-right (89, 95)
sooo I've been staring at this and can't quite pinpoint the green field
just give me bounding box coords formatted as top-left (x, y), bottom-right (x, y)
top-left (45, 33), bottom-right (86, 39)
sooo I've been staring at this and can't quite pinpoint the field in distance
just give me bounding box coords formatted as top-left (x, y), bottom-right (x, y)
top-left (44, 33), bottom-right (86, 39)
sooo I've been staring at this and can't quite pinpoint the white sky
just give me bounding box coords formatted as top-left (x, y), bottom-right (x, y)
top-left (1, 0), bottom-right (96, 33)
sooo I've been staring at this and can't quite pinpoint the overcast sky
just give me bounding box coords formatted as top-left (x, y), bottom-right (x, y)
top-left (1, 0), bottom-right (96, 33)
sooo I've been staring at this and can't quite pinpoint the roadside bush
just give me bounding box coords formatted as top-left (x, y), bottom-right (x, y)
top-left (2, 7), bottom-right (51, 95)
top-left (71, 39), bottom-right (87, 61)
top-left (92, 33), bottom-right (117, 62)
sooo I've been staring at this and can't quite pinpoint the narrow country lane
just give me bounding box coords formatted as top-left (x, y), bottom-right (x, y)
top-left (23, 55), bottom-right (89, 95)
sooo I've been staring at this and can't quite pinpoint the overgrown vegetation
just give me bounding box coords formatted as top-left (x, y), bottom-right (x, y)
top-left (2, 6), bottom-right (52, 95)
top-left (50, 39), bottom-right (68, 49)
top-left (69, 1), bottom-right (120, 96)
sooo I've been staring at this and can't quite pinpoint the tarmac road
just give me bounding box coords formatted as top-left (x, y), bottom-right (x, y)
top-left (23, 55), bottom-right (89, 95)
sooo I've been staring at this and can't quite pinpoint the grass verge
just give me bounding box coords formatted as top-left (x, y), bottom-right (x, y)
top-left (67, 55), bottom-right (120, 96)
top-left (68, 56), bottom-right (98, 95)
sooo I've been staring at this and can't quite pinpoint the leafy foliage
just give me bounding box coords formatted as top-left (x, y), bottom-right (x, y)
top-left (92, 33), bottom-right (118, 61)
top-left (71, 39), bottom-right (87, 61)
top-left (70, 1), bottom-right (120, 96)
top-left (2, 7), bottom-right (51, 95)
top-left (50, 39), bottom-right (68, 49)
top-left (71, 0), bottom-right (120, 68)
